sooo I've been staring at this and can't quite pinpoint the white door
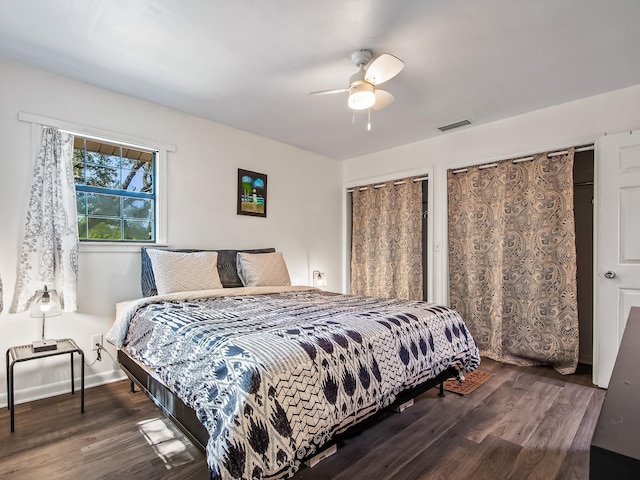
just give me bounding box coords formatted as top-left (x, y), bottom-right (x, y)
top-left (594, 130), bottom-right (640, 387)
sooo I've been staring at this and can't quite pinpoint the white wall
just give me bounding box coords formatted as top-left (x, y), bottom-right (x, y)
top-left (0, 58), bottom-right (343, 407)
top-left (344, 84), bottom-right (640, 306)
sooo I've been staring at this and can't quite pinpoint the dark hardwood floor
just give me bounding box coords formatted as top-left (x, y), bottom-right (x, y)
top-left (0, 358), bottom-right (604, 480)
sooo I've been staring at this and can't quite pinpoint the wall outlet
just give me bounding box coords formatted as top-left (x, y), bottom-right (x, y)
top-left (91, 334), bottom-right (103, 351)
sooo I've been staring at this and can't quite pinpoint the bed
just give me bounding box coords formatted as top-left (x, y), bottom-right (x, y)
top-left (106, 247), bottom-right (480, 480)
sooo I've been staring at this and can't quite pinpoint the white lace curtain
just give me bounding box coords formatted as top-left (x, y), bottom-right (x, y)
top-left (14, 126), bottom-right (79, 312)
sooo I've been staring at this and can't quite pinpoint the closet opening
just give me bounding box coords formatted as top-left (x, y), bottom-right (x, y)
top-left (346, 175), bottom-right (429, 301)
top-left (574, 149), bottom-right (594, 365)
top-left (447, 145), bottom-right (592, 373)
top-left (421, 179), bottom-right (429, 301)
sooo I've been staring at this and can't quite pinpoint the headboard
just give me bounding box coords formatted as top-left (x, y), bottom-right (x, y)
top-left (141, 247), bottom-right (276, 296)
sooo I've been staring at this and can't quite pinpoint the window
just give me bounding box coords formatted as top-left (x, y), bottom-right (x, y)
top-left (18, 111), bottom-right (172, 250)
top-left (73, 136), bottom-right (157, 242)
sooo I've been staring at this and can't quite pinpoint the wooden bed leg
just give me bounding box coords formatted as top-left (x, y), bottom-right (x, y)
top-left (304, 444), bottom-right (337, 468)
top-left (438, 382), bottom-right (445, 397)
top-left (130, 380), bottom-right (136, 394)
top-left (393, 398), bottom-right (414, 413)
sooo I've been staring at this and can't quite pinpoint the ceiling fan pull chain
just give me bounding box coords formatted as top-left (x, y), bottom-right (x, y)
top-left (367, 108), bottom-right (372, 131)
top-left (352, 113), bottom-right (356, 125)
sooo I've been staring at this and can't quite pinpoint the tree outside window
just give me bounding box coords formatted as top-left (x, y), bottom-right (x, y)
top-left (74, 137), bottom-right (156, 241)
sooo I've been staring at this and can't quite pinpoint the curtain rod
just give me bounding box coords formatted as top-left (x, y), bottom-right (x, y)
top-left (18, 111), bottom-right (175, 152)
top-left (346, 175), bottom-right (428, 193)
top-left (452, 143), bottom-right (594, 175)
top-left (59, 128), bottom-right (159, 153)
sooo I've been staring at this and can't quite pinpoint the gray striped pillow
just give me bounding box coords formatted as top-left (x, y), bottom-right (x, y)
top-left (236, 252), bottom-right (291, 287)
top-left (146, 249), bottom-right (223, 295)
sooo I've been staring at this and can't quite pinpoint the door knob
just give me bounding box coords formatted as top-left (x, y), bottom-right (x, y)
top-left (604, 271), bottom-right (616, 279)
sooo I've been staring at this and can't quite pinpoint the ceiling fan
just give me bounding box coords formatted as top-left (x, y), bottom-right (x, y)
top-left (309, 49), bottom-right (405, 111)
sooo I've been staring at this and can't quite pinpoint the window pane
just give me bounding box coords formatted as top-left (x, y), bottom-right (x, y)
top-left (121, 157), bottom-right (138, 170)
top-left (87, 193), bottom-right (121, 217)
top-left (86, 151), bottom-right (120, 168)
top-left (73, 149), bottom-right (86, 185)
top-left (121, 165), bottom-right (153, 193)
top-left (123, 197), bottom-right (153, 219)
top-left (87, 217), bottom-right (121, 240)
top-left (77, 215), bottom-right (87, 239)
top-left (86, 165), bottom-right (119, 189)
top-left (124, 219), bottom-right (153, 241)
top-left (76, 192), bottom-right (86, 215)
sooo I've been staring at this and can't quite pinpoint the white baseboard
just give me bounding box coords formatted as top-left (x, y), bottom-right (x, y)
top-left (0, 369), bottom-right (126, 408)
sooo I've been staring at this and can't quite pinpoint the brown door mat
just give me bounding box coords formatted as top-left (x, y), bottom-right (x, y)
top-left (443, 370), bottom-right (493, 395)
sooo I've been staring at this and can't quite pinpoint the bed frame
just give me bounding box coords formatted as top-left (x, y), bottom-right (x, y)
top-left (118, 349), bottom-right (210, 449)
top-left (118, 348), bottom-right (457, 454)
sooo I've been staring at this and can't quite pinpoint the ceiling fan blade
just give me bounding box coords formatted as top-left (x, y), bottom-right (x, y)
top-left (371, 89), bottom-right (394, 110)
top-left (308, 88), bottom-right (348, 96)
top-left (364, 53), bottom-right (405, 85)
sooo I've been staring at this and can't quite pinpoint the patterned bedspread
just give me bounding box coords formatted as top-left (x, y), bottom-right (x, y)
top-left (107, 287), bottom-right (480, 480)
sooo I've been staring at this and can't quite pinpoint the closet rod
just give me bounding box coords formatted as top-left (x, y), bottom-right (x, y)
top-left (575, 144), bottom-right (595, 152)
top-left (574, 181), bottom-right (594, 187)
top-left (346, 176), bottom-right (428, 193)
top-left (452, 143), bottom-right (595, 174)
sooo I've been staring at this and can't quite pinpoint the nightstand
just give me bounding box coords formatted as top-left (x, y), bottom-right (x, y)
top-left (6, 338), bottom-right (84, 432)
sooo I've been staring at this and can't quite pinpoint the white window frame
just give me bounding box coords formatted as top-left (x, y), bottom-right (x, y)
top-left (18, 111), bottom-right (174, 253)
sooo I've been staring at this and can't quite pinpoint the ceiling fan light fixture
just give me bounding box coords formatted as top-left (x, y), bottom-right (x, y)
top-left (348, 81), bottom-right (375, 110)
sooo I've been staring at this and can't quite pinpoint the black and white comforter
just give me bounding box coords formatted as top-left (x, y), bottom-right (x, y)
top-left (107, 286), bottom-right (480, 480)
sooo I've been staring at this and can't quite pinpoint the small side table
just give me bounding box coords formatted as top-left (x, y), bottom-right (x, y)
top-left (6, 338), bottom-right (84, 432)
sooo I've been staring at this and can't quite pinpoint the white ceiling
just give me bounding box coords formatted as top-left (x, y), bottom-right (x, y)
top-left (1, 0), bottom-right (639, 160)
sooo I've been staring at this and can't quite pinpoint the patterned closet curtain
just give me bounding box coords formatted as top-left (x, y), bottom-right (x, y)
top-left (448, 149), bottom-right (578, 374)
top-left (351, 177), bottom-right (423, 300)
top-left (14, 126), bottom-right (79, 312)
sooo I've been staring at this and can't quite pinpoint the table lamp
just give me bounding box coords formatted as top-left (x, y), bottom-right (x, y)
top-left (30, 285), bottom-right (62, 352)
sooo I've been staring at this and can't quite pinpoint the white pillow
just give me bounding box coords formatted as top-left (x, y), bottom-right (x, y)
top-left (236, 252), bottom-right (291, 287)
top-left (146, 249), bottom-right (223, 295)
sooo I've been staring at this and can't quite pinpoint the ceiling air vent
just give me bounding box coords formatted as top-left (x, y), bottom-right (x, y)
top-left (438, 119), bottom-right (471, 132)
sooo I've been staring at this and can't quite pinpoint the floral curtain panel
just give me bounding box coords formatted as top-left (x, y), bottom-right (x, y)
top-left (14, 126), bottom-right (79, 312)
top-left (448, 149), bottom-right (578, 374)
top-left (351, 177), bottom-right (423, 300)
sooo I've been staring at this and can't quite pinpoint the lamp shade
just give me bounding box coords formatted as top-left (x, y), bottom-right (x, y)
top-left (348, 82), bottom-right (376, 110)
top-left (30, 286), bottom-right (62, 318)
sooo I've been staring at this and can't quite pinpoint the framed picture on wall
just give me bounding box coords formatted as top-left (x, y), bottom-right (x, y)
top-left (237, 169), bottom-right (267, 217)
